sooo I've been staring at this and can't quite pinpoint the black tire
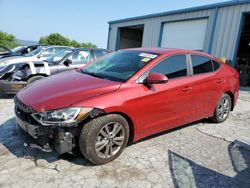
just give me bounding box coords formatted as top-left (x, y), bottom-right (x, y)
top-left (27, 75), bottom-right (45, 85)
top-left (210, 93), bottom-right (232, 123)
top-left (79, 114), bottom-right (129, 165)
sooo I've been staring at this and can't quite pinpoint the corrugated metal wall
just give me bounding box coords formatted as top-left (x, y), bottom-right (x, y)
top-left (211, 3), bottom-right (250, 60)
top-left (108, 9), bottom-right (214, 51)
top-left (108, 3), bottom-right (250, 62)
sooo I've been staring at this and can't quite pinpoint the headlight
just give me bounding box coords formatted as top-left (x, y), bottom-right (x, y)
top-left (31, 107), bottom-right (93, 127)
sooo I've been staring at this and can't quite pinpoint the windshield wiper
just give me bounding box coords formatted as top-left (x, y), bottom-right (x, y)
top-left (80, 70), bottom-right (104, 79)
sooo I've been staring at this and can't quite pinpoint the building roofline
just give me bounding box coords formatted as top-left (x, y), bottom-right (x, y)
top-left (108, 0), bottom-right (250, 24)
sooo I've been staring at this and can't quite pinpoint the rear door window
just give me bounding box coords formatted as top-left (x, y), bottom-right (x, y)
top-left (191, 55), bottom-right (213, 75)
top-left (149, 55), bottom-right (187, 79)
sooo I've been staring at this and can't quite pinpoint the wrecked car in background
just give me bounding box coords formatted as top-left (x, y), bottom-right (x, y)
top-left (6, 45), bottom-right (49, 58)
top-left (0, 45), bottom-right (48, 59)
top-left (0, 46), bottom-right (71, 64)
top-left (0, 48), bottom-right (111, 94)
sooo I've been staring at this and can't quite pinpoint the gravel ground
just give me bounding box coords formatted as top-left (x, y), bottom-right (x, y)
top-left (0, 91), bottom-right (250, 188)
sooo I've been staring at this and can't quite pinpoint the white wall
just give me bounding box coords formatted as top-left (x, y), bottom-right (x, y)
top-left (160, 19), bottom-right (208, 50)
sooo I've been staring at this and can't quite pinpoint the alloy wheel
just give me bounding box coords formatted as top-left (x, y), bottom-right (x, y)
top-left (95, 122), bottom-right (125, 159)
top-left (217, 97), bottom-right (230, 120)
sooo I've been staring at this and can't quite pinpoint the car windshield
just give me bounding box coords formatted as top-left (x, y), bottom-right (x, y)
top-left (45, 50), bottom-right (73, 64)
top-left (24, 47), bottom-right (46, 57)
top-left (12, 46), bottom-right (25, 53)
top-left (81, 50), bottom-right (159, 82)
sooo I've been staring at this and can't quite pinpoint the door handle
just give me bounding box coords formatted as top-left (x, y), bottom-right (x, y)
top-left (216, 79), bottom-right (223, 83)
top-left (182, 86), bottom-right (192, 92)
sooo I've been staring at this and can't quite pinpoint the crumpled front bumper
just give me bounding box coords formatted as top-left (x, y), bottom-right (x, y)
top-left (15, 109), bottom-right (77, 155)
top-left (0, 79), bottom-right (26, 95)
top-left (14, 96), bottom-right (82, 155)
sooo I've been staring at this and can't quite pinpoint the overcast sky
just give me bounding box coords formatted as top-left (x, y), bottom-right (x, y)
top-left (0, 0), bottom-right (228, 48)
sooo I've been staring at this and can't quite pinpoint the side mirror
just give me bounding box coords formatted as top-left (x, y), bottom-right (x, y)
top-left (144, 73), bottom-right (168, 85)
top-left (63, 59), bottom-right (72, 67)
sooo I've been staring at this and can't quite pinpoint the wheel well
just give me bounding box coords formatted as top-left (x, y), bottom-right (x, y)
top-left (27, 74), bottom-right (47, 81)
top-left (112, 112), bottom-right (135, 144)
top-left (225, 91), bottom-right (234, 111)
top-left (80, 111), bottom-right (135, 144)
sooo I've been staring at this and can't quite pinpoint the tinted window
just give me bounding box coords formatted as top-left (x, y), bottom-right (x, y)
top-left (191, 55), bottom-right (213, 74)
top-left (149, 55), bottom-right (187, 79)
top-left (26, 46), bottom-right (37, 54)
top-left (212, 60), bottom-right (221, 71)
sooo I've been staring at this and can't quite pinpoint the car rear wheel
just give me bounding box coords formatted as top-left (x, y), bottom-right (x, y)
top-left (79, 114), bottom-right (129, 165)
top-left (27, 75), bottom-right (45, 85)
top-left (210, 93), bottom-right (232, 123)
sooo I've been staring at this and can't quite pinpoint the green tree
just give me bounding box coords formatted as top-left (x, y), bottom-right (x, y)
top-left (82, 42), bottom-right (97, 48)
top-left (0, 31), bottom-right (19, 49)
top-left (39, 33), bottom-right (97, 48)
top-left (39, 36), bottom-right (48, 44)
top-left (70, 40), bottom-right (82, 48)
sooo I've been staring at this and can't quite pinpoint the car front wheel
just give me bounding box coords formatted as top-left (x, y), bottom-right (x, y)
top-left (79, 114), bottom-right (129, 165)
top-left (27, 75), bottom-right (45, 84)
top-left (210, 93), bottom-right (232, 123)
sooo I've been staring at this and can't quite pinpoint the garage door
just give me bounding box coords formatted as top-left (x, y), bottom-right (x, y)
top-left (160, 19), bottom-right (208, 50)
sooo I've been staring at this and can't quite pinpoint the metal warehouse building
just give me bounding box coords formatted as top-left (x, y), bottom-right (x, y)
top-left (107, 0), bottom-right (250, 86)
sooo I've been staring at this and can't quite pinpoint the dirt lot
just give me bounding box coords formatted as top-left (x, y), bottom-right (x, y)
top-left (0, 90), bottom-right (250, 188)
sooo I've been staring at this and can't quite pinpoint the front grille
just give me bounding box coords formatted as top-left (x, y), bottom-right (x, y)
top-left (14, 96), bottom-right (35, 113)
top-left (14, 96), bottom-right (36, 123)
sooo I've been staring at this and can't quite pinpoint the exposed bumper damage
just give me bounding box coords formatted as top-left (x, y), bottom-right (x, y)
top-left (16, 114), bottom-right (76, 154)
top-left (14, 96), bottom-right (79, 154)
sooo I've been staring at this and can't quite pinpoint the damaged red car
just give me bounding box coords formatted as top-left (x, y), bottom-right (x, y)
top-left (14, 48), bottom-right (239, 164)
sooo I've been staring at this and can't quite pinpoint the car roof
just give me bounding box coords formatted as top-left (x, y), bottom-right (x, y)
top-left (123, 48), bottom-right (215, 58)
top-left (124, 48), bottom-right (179, 54)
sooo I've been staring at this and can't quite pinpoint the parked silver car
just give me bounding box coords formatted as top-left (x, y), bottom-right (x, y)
top-left (0, 46), bottom-right (72, 65)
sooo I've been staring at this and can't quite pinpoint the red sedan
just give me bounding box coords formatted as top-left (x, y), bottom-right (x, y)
top-left (15, 48), bottom-right (239, 164)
